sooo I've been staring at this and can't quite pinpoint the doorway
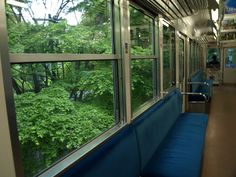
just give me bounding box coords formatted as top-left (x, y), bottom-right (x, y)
top-left (223, 48), bottom-right (236, 84)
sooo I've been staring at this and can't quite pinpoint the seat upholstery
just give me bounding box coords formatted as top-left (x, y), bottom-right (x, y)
top-left (61, 89), bottom-right (208, 177)
top-left (133, 89), bottom-right (182, 170)
top-left (142, 113), bottom-right (208, 177)
top-left (189, 70), bottom-right (213, 101)
top-left (61, 126), bottom-right (141, 177)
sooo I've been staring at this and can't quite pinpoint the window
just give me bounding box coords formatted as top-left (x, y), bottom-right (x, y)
top-left (163, 25), bottom-right (176, 90)
top-left (207, 48), bottom-right (220, 69)
top-left (130, 5), bottom-right (155, 112)
top-left (6, 0), bottom-right (112, 54)
top-left (225, 48), bottom-right (236, 68)
top-left (131, 59), bottom-right (154, 111)
top-left (195, 44), bottom-right (200, 72)
top-left (11, 61), bottom-right (117, 176)
top-left (130, 6), bottom-right (153, 55)
top-left (189, 40), bottom-right (194, 75)
top-left (179, 38), bottom-right (184, 83)
top-left (6, 0), bottom-right (118, 176)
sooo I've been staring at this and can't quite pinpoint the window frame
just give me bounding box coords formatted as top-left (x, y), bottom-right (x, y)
top-left (129, 3), bottom-right (160, 118)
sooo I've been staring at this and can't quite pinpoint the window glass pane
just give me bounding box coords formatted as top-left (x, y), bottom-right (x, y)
top-left (6, 0), bottom-right (112, 54)
top-left (195, 45), bottom-right (199, 71)
top-left (11, 61), bottom-right (117, 176)
top-left (207, 48), bottom-right (220, 69)
top-left (131, 59), bottom-right (153, 111)
top-left (130, 6), bottom-right (153, 55)
top-left (225, 48), bottom-right (236, 68)
top-left (163, 25), bottom-right (175, 90)
top-left (193, 43), bottom-right (196, 72)
top-left (179, 38), bottom-right (184, 82)
top-left (190, 40), bottom-right (194, 74)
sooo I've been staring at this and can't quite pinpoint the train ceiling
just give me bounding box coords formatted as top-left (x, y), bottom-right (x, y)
top-left (133, 0), bottom-right (218, 19)
top-left (132, 0), bottom-right (222, 43)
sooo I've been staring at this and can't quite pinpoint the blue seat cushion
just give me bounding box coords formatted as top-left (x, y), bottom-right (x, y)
top-left (142, 113), bottom-right (208, 177)
top-left (61, 126), bottom-right (140, 177)
top-left (133, 89), bottom-right (182, 170)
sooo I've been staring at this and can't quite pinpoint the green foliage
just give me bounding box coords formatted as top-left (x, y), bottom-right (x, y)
top-left (131, 60), bottom-right (153, 111)
top-left (15, 86), bottom-right (113, 176)
top-left (8, 20), bottom-right (112, 54)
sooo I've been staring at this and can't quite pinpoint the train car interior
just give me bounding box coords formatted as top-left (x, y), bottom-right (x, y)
top-left (1, 0), bottom-right (236, 177)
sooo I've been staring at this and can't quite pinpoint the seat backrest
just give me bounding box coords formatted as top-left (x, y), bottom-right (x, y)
top-left (132, 89), bottom-right (182, 170)
top-left (61, 126), bottom-right (141, 177)
top-left (190, 70), bottom-right (203, 92)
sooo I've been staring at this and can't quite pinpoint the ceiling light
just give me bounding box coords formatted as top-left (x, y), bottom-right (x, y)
top-left (216, 0), bottom-right (220, 4)
top-left (213, 27), bottom-right (218, 36)
top-left (183, 19), bottom-right (191, 25)
top-left (162, 20), bottom-right (169, 27)
top-left (211, 8), bottom-right (219, 22)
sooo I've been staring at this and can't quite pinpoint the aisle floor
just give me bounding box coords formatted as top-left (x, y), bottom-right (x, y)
top-left (201, 85), bottom-right (236, 177)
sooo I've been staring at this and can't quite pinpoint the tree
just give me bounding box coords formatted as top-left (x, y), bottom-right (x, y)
top-left (15, 86), bottom-right (113, 176)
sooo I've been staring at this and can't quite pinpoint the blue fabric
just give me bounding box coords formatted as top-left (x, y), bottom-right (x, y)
top-left (189, 70), bottom-right (213, 101)
top-left (61, 126), bottom-right (140, 177)
top-left (190, 71), bottom-right (203, 93)
top-left (133, 89), bottom-right (182, 170)
top-left (142, 113), bottom-right (208, 177)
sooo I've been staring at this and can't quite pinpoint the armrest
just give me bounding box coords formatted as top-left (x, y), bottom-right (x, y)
top-left (181, 92), bottom-right (209, 102)
top-left (188, 82), bottom-right (212, 97)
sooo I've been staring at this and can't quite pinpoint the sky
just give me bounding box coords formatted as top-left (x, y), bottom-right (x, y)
top-left (19, 0), bottom-right (83, 25)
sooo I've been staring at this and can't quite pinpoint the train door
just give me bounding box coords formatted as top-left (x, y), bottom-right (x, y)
top-left (223, 48), bottom-right (236, 84)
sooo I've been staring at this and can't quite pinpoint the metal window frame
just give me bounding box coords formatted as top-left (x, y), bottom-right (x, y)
top-left (0, 1), bottom-right (24, 177)
top-left (129, 2), bottom-right (161, 118)
top-left (129, 4), bottom-right (156, 59)
top-left (161, 19), bottom-right (176, 93)
top-left (9, 54), bottom-right (120, 64)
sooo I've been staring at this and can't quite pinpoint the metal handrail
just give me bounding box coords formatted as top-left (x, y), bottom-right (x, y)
top-left (181, 92), bottom-right (209, 102)
top-left (188, 81), bottom-right (210, 87)
top-left (187, 81), bottom-right (211, 97)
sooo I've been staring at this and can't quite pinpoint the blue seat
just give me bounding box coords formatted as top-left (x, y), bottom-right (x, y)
top-left (62, 89), bottom-right (208, 177)
top-left (61, 126), bottom-right (141, 177)
top-left (132, 90), bottom-right (182, 170)
top-left (189, 70), bottom-right (213, 100)
top-left (142, 113), bottom-right (208, 177)
top-left (133, 89), bottom-right (208, 177)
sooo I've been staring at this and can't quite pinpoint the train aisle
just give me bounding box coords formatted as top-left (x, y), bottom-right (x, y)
top-left (201, 85), bottom-right (236, 177)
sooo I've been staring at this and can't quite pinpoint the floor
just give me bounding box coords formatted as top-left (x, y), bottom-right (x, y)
top-left (201, 85), bottom-right (236, 177)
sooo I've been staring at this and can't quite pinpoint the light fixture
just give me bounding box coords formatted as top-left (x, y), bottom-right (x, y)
top-left (162, 19), bottom-right (169, 27)
top-left (216, 0), bottom-right (220, 4)
top-left (7, 0), bottom-right (28, 8)
top-left (183, 19), bottom-right (191, 25)
top-left (214, 36), bottom-right (216, 40)
top-left (213, 27), bottom-right (218, 36)
top-left (211, 8), bottom-right (219, 22)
